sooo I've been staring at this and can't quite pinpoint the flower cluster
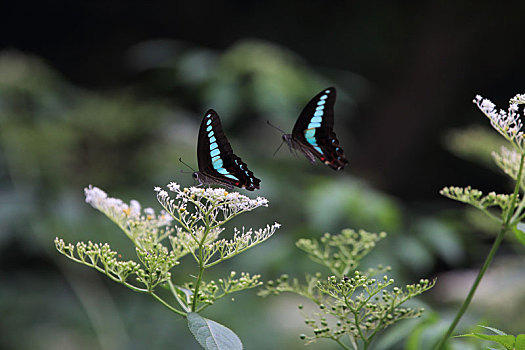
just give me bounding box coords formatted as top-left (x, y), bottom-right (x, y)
top-left (86, 185), bottom-right (173, 226)
top-left (155, 182), bottom-right (269, 230)
top-left (56, 182), bottom-right (279, 320)
top-left (85, 185), bottom-right (173, 246)
top-left (510, 93), bottom-right (525, 105)
top-left (259, 229), bottom-right (433, 348)
top-left (440, 186), bottom-right (514, 214)
top-left (436, 93), bottom-right (525, 348)
top-left (155, 183), bottom-right (278, 266)
top-left (474, 95), bottom-right (524, 150)
top-left (54, 238), bottom-right (178, 292)
top-left (296, 229), bottom-right (387, 277)
top-left (202, 224), bottom-right (281, 268)
top-left (183, 271), bottom-right (263, 310)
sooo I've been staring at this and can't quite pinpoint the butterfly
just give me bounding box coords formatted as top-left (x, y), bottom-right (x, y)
top-left (192, 109), bottom-right (261, 191)
top-left (282, 87), bottom-right (348, 170)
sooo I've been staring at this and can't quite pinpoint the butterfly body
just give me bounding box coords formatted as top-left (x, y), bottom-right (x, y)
top-left (193, 109), bottom-right (260, 191)
top-left (283, 87), bottom-right (348, 170)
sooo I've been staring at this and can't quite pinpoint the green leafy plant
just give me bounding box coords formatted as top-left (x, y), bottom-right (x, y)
top-left (457, 325), bottom-right (525, 350)
top-left (435, 93), bottom-right (525, 349)
top-left (55, 183), bottom-right (280, 349)
top-left (259, 229), bottom-right (435, 350)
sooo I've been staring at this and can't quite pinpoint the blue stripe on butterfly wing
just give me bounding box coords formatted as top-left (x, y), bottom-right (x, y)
top-left (206, 118), bottom-right (212, 125)
top-left (209, 136), bottom-right (216, 143)
top-left (317, 100), bottom-right (326, 105)
top-left (304, 126), bottom-right (324, 153)
top-left (313, 110), bottom-right (323, 117)
top-left (210, 142), bottom-right (218, 150)
top-left (210, 148), bottom-right (220, 157)
top-left (306, 137), bottom-right (318, 146)
top-left (208, 131), bottom-right (214, 137)
top-left (320, 94), bottom-right (328, 100)
top-left (304, 128), bottom-right (315, 138)
top-left (311, 116), bottom-right (322, 123)
top-left (212, 157), bottom-right (223, 169)
top-left (216, 168), bottom-right (238, 180)
top-left (206, 125), bottom-right (212, 132)
top-left (224, 173), bottom-right (239, 180)
top-left (315, 105), bottom-right (324, 111)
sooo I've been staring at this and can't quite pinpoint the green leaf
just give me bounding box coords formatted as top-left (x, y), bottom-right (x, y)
top-left (515, 334), bottom-right (525, 350)
top-left (479, 325), bottom-right (507, 335)
top-left (457, 333), bottom-right (515, 350)
top-left (187, 312), bottom-right (243, 350)
top-left (513, 223), bottom-right (525, 246)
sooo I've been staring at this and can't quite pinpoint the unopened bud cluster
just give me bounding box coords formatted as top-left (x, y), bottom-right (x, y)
top-left (260, 228), bottom-right (434, 347)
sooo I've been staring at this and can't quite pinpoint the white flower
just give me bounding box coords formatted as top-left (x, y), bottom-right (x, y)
top-left (510, 93), bottom-right (525, 105)
top-left (84, 185), bottom-right (173, 228)
top-left (130, 200), bottom-right (141, 217)
top-left (226, 192), bottom-right (241, 201)
top-left (155, 182), bottom-right (271, 230)
top-left (85, 185), bottom-right (127, 215)
top-left (167, 182), bottom-right (180, 192)
top-left (203, 222), bottom-right (281, 264)
top-left (474, 94), bottom-right (524, 147)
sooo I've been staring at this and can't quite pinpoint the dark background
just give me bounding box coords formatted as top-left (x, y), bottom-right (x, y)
top-left (1, 1), bottom-right (525, 349)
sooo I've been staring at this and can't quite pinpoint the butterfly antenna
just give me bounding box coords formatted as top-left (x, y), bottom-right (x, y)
top-left (179, 157), bottom-right (196, 172)
top-left (272, 140), bottom-right (285, 157)
top-left (266, 120), bottom-right (286, 134)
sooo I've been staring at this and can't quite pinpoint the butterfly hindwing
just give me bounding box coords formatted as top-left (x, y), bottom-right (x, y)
top-left (291, 87), bottom-right (348, 170)
top-left (197, 110), bottom-right (260, 190)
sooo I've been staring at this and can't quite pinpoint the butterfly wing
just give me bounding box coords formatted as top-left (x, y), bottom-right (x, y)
top-left (291, 87), bottom-right (348, 170)
top-left (197, 109), bottom-right (261, 190)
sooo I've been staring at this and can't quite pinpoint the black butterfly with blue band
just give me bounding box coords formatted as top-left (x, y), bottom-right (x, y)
top-left (192, 109), bottom-right (261, 191)
top-left (281, 87), bottom-right (348, 170)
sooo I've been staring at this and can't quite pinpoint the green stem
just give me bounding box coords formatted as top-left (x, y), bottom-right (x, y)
top-left (335, 338), bottom-right (351, 350)
top-left (479, 207), bottom-right (502, 223)
top-left (150, 292), bottom-right (186, 317)
top-left (168, 280), bottom-right (191, 312)
top-left (434, 226), bottom-right (508, 349)
top-left (191, 211), bottom-right (212, 312)
top-left (191, 254), bottom-right (205, 312)
top-left (435, 152), bottom-right (525, 350)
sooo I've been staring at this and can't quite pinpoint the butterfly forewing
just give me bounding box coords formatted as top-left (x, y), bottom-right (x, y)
top-left (291, 87), bottom-right (348, 170)
top-left (197, 110), bottom-right (260, 190)
top-left (292, 87), bottom-right (336, 137)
